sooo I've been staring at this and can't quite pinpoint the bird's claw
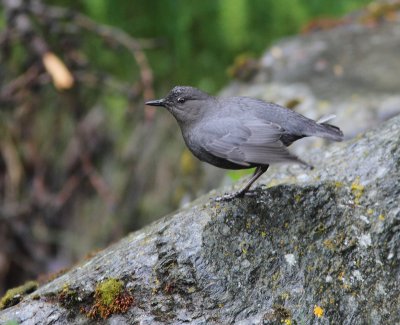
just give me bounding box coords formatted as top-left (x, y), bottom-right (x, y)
top-left (214, 190), bottom-right (257, 202)
top-left (244, 190), bottom-right (258, 197)
top-left (214, 193), bottom-right (238, 202)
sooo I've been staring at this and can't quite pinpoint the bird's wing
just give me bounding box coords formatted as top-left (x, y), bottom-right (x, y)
top-left (199, 119), bottom-right (301, 166)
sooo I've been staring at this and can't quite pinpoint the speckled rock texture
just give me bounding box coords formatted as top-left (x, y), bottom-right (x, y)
top-left (1, 114), bottom-right (399, 323)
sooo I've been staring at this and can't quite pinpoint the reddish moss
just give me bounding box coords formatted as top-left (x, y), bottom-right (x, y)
top-left (83, 279), bottom-right (135, 320)
top-left (58, 285), bottom-right (80, 309)
top-left (86, 291), bottom-right (134, 319)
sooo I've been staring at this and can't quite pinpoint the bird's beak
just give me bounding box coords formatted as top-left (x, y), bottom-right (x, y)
top-left (145, 99), bottom-right (165, 107)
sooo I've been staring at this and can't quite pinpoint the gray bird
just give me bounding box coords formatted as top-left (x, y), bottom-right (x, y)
top-left (146, 86), bottom-right (343, 201)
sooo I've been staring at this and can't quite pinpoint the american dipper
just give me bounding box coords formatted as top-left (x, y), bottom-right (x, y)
top-left (146, 86), bottom-right (343, 201)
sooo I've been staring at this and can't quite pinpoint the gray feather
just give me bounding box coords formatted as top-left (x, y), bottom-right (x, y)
top-left (199, 119), bottom-right (302, 166)
top-left (317, 114), bottom-right (336, 124)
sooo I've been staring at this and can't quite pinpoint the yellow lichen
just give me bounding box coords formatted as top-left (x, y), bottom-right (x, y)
top-left (314, 305), bottom-right (324, 318)
top-left (271, 271), bottom-right (281, 283)
top-left (351, 177), bottom-right (364, 204)
top-left (187, 286), bottom-right (196, 293)
top-left (315, 223), bottom-right (326, 234)
top-left (294, 194), bottom-right (301, 203)
top-left (323, 239), bottom-right (335, 251)
top-left (283, 318), bottom-right (292, 325)
top-left (240, 242), bottom-right (248, 255)
top-left (342, 283), bottom-right (351, 290)
top-left (0, 281), bottom-right (38, 310)
top-left (367, 208), bottom-right (374, 215)
top-left (261, 231), bottom-right (267, 238)
top-left (378, 214), bottom-right (385, 221)
top-left (334, 181), bottom-right (343, 188)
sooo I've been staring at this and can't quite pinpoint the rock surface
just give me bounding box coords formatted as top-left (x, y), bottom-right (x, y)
top-left (1, 110), bottom-right (399, 324)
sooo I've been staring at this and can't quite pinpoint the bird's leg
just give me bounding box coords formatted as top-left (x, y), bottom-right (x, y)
top-left (235, 166), bottom-right (268, 196)
top-left (215, 165), bottom-right (269, 202)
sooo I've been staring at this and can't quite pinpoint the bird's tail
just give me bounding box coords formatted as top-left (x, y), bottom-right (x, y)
top-left (314, 114), bottom-right (344, 141)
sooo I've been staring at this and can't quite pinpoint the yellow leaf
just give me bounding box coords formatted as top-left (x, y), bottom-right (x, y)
top-left (42, 52), bottom-right (74, 90)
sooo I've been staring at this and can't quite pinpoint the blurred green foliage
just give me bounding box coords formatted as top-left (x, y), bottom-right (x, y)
top-left (46, 0), bottom-right (371, 94)
top-left (227, 168), bottom-right (254, 182)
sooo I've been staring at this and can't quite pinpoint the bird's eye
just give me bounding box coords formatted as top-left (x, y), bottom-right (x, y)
top-left (177, 97), bottom-right (185, 103)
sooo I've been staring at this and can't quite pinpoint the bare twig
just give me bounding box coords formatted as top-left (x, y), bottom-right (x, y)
top-left (0, 65), bottom-right (41, 101)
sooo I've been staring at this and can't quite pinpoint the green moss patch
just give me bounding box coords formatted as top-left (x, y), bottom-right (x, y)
top-left (0, 281), bottom-right (38, 310)
top-left (95, 279), bottom-right (123, 306)
top-left (83, 278), bottom-right (135, 319)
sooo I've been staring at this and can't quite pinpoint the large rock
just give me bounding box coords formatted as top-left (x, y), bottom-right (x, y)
top-left (1, 113), bottom-right (399, 324)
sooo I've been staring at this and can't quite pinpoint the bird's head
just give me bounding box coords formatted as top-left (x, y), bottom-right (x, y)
top-left (145, 86), bottom-right (213, 124)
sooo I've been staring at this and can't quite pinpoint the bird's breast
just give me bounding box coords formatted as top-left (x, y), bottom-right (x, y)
top-left (181, 126), bottom-right (249, 170)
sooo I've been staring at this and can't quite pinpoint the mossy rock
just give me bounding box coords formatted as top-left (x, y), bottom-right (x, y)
top-left (0, 281), bottom-right (38, 310)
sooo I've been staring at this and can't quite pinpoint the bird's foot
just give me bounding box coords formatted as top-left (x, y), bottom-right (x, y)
top-left (214, 190), bottom-right (257, 202)
top-left (214, 193), bottom-right (240, 202)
